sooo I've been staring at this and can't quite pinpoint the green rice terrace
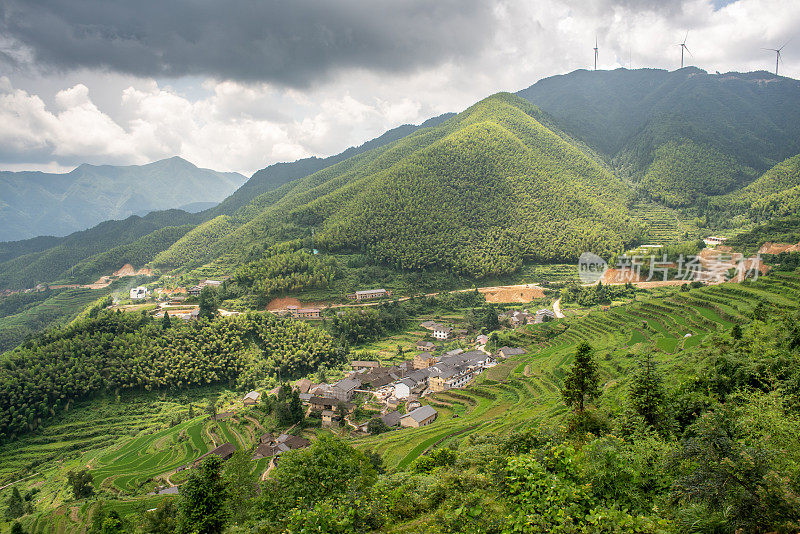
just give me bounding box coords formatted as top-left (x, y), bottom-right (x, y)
top-left (2, 269), bottom-right (800, 531)
top-left (355, 270), bottom-right (800, 469)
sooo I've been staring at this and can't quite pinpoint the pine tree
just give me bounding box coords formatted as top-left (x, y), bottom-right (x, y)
top-left (561, 342), bottom-right (602, 414)
top-left (628, 353), bottom-right (667, 431)
top-left (289, 390), bottom-right (305, 424)
top-left (198, 286), bottom-right (217, 320)
top-left (5, 486), bottom-right (24, 520)
top-left (177, 456), bottom-right (231, 534)
top-left (162, 311), bottom-right (172, 330)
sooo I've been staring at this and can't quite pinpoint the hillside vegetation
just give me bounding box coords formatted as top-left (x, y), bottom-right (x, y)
top-left (518, 68), bottom-right (800, 207)
top-left (0, 310), bottom-right (340, 441)
top-left (160, 93), bottom-right (641, 279)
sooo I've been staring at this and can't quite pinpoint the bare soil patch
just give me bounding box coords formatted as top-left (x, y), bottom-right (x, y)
top-left (477, 284), bottom-right (545, 303)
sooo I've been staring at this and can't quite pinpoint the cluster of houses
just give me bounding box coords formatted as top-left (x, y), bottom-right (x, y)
top-left (500, 308), bottom-right (555, 327)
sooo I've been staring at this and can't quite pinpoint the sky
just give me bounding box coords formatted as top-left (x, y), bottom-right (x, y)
top-left (0, 0), bottom-right (798, 176)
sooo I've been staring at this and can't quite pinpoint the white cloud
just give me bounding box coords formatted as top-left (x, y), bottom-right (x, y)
top-left (0, 0), bottom-right (799, 175)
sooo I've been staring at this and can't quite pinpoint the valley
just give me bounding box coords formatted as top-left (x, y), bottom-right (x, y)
top-left (2, 67), bottom-right (800, 533)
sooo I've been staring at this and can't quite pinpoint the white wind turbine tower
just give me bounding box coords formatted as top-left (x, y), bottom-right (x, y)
top-left (678, 31), bottom-right (692, 69)
top-left (763, 42), bottom-right (789, 76)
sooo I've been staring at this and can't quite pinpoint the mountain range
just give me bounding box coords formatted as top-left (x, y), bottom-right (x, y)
top-left (2, 68), bottom-right (800, 290)
top-left (0, 157), bottom-right (246, 241)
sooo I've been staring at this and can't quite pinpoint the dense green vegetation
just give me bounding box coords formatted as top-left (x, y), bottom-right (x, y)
top-left (152, 216), bottom-right (236, 270)
top-left (639, 138), bottom-right (756, 206)
top-left (518, 68), bottom-right (800, 183)
top-left (234, 246), bottom-right (340, 305)
top-left (727, 215), bottom-right (800, 254)
top-left (0, 310), bottom-right (340, 441)
top-left (0, 288), bottom-right (105, 352)
top-left (0, 210), bottom-right (201, 289)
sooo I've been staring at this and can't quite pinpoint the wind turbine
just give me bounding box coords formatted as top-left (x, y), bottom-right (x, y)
top-left (678, 31), bottom-right (692, 68)
top-left (763, 42), bottom-right (788, 76)
top-left (593, 36), bottom-right (598, 71)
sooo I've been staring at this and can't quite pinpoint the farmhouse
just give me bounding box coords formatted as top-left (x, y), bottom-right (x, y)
top-left (321, 410), bottom-right (335, 426)
top-left (347, 288), bottom-right (391, 301)
top-left (243, 391), bottom-right (261, 406)
top-left (499, 347), bottom-right (526, 358)
top-left (394, 378), bottom-right (419, 399)
top-left (380, 410), bottom-right (403, 427)
top-left (129, 286), bottom-right (148, 300)
top-left (331, 378), bottom-right (361, 401)
top-left (400, 406), bottom-right (438, 428)
top-left (533, 309), bottom-right (556, 323)
top-left (187, 286), bottom-right (202, 297)
top-left (416, 340), bottom-right (435, 352)
top-left (432, 324), bottom-right (452, 340)
top-left (194, 443), bottom-right (235, 466)
top-left (413, 352), bottom-right (438, 369)
top-left (351, 360), bottom-right (381, 371)
top-left (286, 305), bottom-right (321, 319)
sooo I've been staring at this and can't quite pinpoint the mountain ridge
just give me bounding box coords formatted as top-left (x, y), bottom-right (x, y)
top-left (0, 156), bottom-right (246, 241)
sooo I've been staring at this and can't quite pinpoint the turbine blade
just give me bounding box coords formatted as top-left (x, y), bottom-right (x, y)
top-left (685, 46), bottom-right (693, 57)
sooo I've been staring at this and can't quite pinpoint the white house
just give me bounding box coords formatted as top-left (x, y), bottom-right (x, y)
top-left (130, 286), bottom-right (148, 300)
top-left (432, 324), bottom-right (452, 340)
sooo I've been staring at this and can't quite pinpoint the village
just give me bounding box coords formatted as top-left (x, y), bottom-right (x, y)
top-left (158, 330), bottom-right (528, 484)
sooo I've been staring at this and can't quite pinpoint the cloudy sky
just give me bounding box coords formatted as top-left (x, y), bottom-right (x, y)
top-left (1, 0), bottom-right (798, 176)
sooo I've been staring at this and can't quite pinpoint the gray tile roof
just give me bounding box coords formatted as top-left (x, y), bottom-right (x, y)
top-left (403, 405), bottom-right (437, 423)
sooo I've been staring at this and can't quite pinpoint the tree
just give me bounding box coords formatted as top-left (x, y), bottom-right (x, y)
top-left (205, 399), bottom-right (218, 420)
top-left (224, 451), bottom-right (256, 525)
top-left (262, 435), bottom-right (377, 515)
top-left (100, 510), bottom-right (124, 534)
top-left (161, 311), bottom-right (171, 330)
top-left (367, 417), bottom-right (390, 435)
top-left (198, 286), bottom-right (217, 320)
top-left (627, 353), bottom-right (667, 432)
top-left (188, 403), bottom-right (194, 419)
top-left (5, 486), bottom-right (24, 520)
top-left (66, 469), bottom-right (95, 499)
top-left (177, 456), bottom-right (231, 534)
top-left (289, 389), bottom-right (305, 424)
top-left (141, 497), bottom-right (177, 533)
top-left (561, 342), bottom-right (601, 414)
top-left (731, 323), bottom-right (743, 340)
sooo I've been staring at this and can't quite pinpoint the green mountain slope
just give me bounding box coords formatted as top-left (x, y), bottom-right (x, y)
top-left (207, 113), bottom-right (454, 218)
top-left (0, 157), bottom-right (245, 241)
top-left (162, 93), bottom-right (640, 278)
top-left (0, 210), bottom-right (200, 288)
top-left (518, 68), bottom-right (800, 206)
top-left (722, 153), bottom-right (800, 220)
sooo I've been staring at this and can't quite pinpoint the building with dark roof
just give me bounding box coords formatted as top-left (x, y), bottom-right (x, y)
top-left (400, 406), bottom-right (438, 428)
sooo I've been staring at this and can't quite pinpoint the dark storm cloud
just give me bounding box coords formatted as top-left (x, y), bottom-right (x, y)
top-left (0, 0), bottom-right (496, 86)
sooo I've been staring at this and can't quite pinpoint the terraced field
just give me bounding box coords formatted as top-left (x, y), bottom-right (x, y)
top-left (629, 202), bottom-right (697, 244)
top-left (357, 271), bottom-right (800, 469)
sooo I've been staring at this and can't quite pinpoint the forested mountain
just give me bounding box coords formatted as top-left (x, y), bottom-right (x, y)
top-left (161, 93), bottom-right (641, 277)
top-left (206, 113), bottom-right (454, 217)
top-left (719, 153), bottom-right (800, 220)
top-left (0, 157), bottom-right (245, 241)
top-left (518, 68), bottom-right (800, 206)
top-left (0, 210), bottom-right (200, 288)
top-left (0, 115), bottom-right (455, 289)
